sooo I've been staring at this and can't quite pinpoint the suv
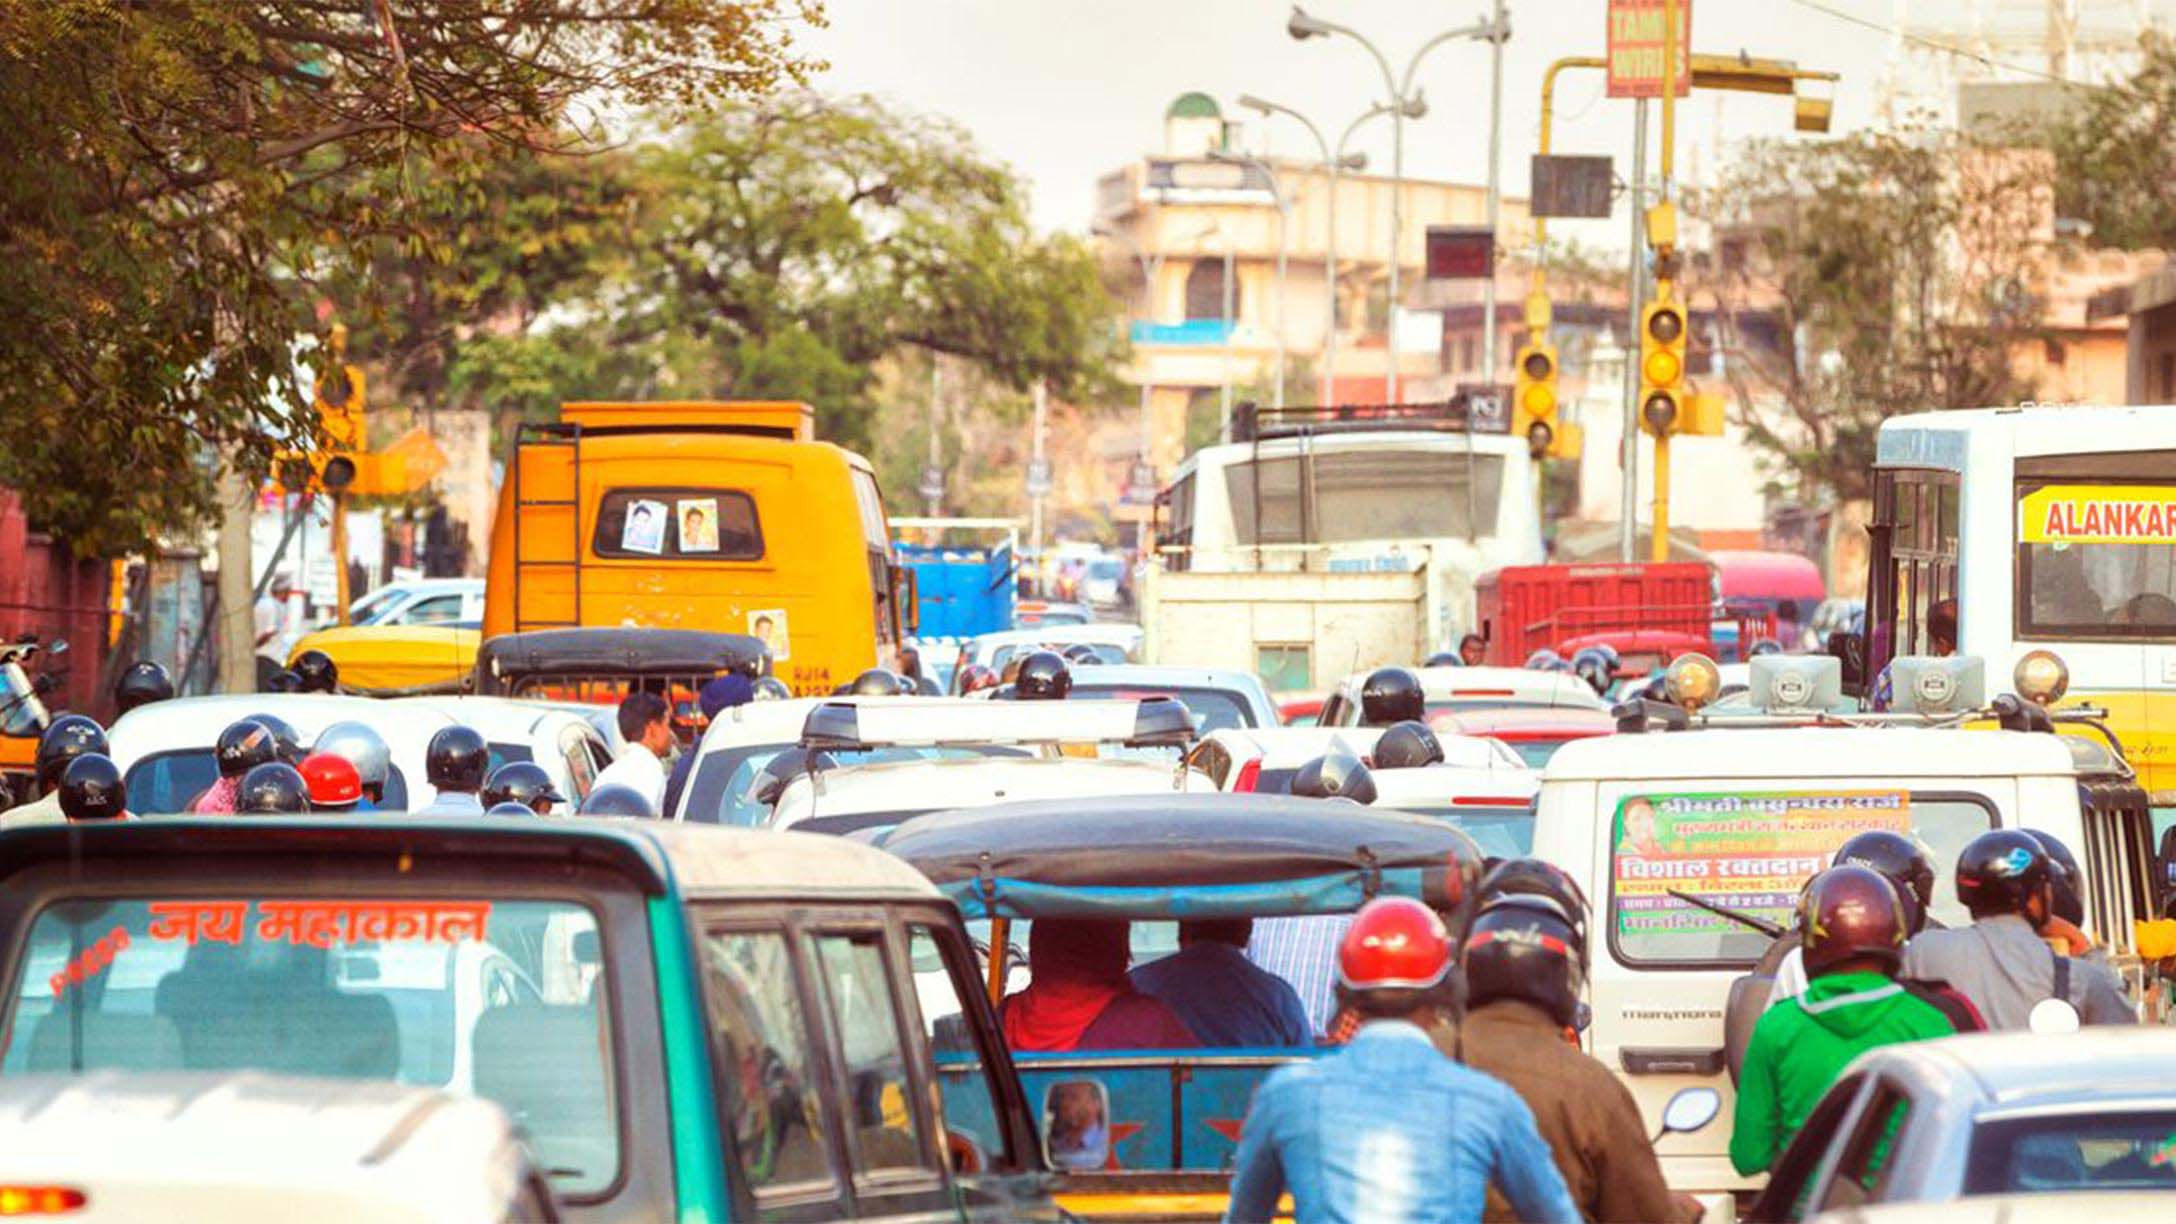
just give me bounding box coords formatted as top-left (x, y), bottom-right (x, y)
top-left (0, 817), bottom-right (1060, 1222)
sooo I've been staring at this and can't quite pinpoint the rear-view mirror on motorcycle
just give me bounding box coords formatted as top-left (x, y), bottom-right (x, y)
top-left (1658, 1086), bottom-right (1722, 1140)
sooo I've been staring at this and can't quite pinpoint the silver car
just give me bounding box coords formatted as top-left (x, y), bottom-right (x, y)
top-left (1755, 1029), bottom-right (2176, 1221)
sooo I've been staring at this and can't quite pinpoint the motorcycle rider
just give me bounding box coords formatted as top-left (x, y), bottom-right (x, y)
top-left (57, 754), bottom-right (130, 822)
top-left (312, 721), bottom-right (392, 809)
top-left (3, 714), bottom-right (108, 824)
top-left (193, 718), bottom-right (277, 814)
top-left (1457, 893), bottom-right (1684, 1224)
top-left (1901, 829), bottom-right (2133, 1029)
top-left (1731, 866), bottom-right (1962, 1175)
top-left (1767, 830), bottom-right (1939, 1009)
top-left (1356, 667), bottom-right (1423, 727)
top-left (482, 760), bottom-right (566, 816)
top-left (413, 725), bottom-right (490, 816)
top-left (237, 761), bottom-right (312, 814)
top-left (290, 649), bottom-right (339, 694)
top-left (112, 660), bottom-right (175, 716)
top-left (1225, 896), bottom-right (1579, 1224)
top-left (298, 752), bottom-right (363, 812)
top-left (1012, 651), bottom-right (1072, 701)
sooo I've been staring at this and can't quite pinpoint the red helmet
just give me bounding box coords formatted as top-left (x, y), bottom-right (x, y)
top-left (299, 752), bottom-right (362, 810)
top-left (1337, 897), bottom-right (1452, 991)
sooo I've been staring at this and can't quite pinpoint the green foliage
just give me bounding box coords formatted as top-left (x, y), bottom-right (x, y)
top-left (2047, 33), bottom-right (2176, 250)
top-left (0, 0), bottom-right (814, 556)
top-left (1703, 126), bottom-right (2046, 502)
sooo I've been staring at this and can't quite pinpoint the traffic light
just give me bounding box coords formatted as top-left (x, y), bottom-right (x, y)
top-left (1638, 295), bottom-right (1688, 438)
top-left (1511, 341), bottom-right (1559, 458)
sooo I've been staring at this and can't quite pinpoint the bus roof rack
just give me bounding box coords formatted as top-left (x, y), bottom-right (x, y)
top-left (1229, 397), bottom-right (1513, 443)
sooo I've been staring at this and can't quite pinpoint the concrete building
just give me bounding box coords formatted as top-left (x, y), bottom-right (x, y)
top-left (2090, 259), bottom-right (2176, 403)
top-left (1092, 93), bottom-right (1531, 490)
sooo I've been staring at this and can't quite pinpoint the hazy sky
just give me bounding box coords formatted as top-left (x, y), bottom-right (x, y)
top-left (803, 0), bottom-right (1917, 235)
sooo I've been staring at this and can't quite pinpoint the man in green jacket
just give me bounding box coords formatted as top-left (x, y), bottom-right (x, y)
top-left (1731, 865), bottom-right (1960, 1176)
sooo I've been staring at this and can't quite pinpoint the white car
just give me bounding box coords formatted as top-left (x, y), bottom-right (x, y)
top-left (671, 696), bottom-right (1011, 824)
top-left (108, 694), bottom-right (452, 813)
top-left (1186, 725), bottom-right (1523, 794)
top-left (390, 696), bottom-right (612, 812)
top-left (1317, 664), bottom-right (1610, 726)
top-left (0, 1072), bottom-right (556, 1222)
top-left (347, 578), bottom-right (485, 628)
top-left (1063, 663), bottom-right (1279, 733)
top-left (1366, 763), bottom-right (1542, 859)
top-left (953, 623), bottom-right (1144, 680)
top-left (773, 755), bottom-right (1212, 838)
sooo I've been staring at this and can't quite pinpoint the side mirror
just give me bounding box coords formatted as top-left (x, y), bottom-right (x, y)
top-left (1658, 1086), bottom-right (1723, 1140)
top-left (45, 640), bottom-right (68, 659)
top-left (1826, 631), bottom-right (1866, 692)
top-left (1041, 1079), bottom-right (1112, 1172)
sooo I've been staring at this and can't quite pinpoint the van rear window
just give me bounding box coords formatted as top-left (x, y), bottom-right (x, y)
top-left (593, 487), bottom-right (761, 560)
top-left (1608, 788), bottom-right (1993, 965)
top-left (3, 894), bottom-right (617, 1195)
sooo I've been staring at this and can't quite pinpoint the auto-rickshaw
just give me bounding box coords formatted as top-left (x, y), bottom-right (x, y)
top-left (474, 626), bottom-right (768, 743)
top-left (879, 792), bottom-right (1484, 1221)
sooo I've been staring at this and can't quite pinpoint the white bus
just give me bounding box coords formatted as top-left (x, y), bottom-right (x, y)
top-left (1158, 404), bottom-right (1545, 633)
top-left (1869, 404), bottom-right (2176, 809)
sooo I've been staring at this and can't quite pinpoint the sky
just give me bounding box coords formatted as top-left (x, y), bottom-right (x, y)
top-left (800, 0), bottom-right (1922, 237)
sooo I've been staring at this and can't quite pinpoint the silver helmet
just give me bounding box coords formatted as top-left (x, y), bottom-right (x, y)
top-left (313, 720), bottom-right (391, 789)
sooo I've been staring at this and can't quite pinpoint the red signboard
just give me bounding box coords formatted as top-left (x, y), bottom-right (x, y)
top-left (1425, 227), bottom-right (1495, 281)
top-left (1607, 0), bottom-right (1692, 98)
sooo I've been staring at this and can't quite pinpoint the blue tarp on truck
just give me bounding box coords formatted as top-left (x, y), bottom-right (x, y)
top-left (897, 540), bottom-right (1015, 641)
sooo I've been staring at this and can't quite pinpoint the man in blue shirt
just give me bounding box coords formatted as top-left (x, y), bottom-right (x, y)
top-left (1225, 898), bottom-right (1577, 1224)
top-left (1131, 919), bottom-right (1311, 1047)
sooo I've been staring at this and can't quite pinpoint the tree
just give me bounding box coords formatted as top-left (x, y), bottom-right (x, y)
top-left (2047, 32), bottom-right (2176, 250)
top-left (0, 0), bottom-right (813, 556)
top-left (1700, 127), bottom-right (2049, 502)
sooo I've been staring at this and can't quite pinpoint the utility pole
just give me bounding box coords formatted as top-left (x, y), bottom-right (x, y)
top-left (214, 467), bottom-right (256, 694)
top-left (1621, 101), bottom-right (1648, 564)
top-left (1480, 0), bottom-right (1508, 391)
top-left (1651, 0), bottom-right (1681, 564)
top-left (1029, 379), bottom-right (1048, 567)
top-left (925, 359), bottom-right (944, 518)
top-left (1219, 235), bottom-right (1236, 439)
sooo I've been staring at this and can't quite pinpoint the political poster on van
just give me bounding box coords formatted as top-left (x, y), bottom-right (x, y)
top-left (1612, 790), bottom-right (1911, 942)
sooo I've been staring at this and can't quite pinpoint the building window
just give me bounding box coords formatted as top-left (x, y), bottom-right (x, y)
top-left (1459, 337), bottom-right (1476, 372)
top-left (1184, 258), bottom-right (1237, 322)
top-left (2043, 338), bottom-right (2067, 367)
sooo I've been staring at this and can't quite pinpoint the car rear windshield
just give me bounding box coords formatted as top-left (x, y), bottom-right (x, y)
top-left (1397, 805), bottom-right (1535, 858)
top-left (1071, 685), bottom-right (1256, 732)
top-left (125, 751), bottom-right (411, 814)
top-left (1498, 738), bottom-right (1576, 769)
top-left (1965, 1110), bottom-right (2176, 1193)
top-left (4, 893), bottom-right (617, 1195)
top-left (1608, 788), bottom-right (1994, 966)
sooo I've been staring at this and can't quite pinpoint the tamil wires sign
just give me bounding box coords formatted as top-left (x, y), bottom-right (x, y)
top-left (1607, 0), bottom-right (1692, 98)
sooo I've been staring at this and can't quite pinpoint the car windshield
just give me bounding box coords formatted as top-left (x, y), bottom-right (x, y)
top-left (681, 743), bottom-right (1023, 825)
top-left (1072, 684), bottom-right (1255, 732)
top-left (1966, 1110), bottom-right (2176, 1193)
top-left (1395, 806), bottom-right (1535, 858)
top-left (1607, 788), bottom-right (1993, 964)
top-left (4, 893), bottom-right (616, 1195)
top-left (987, 642), bottom-right (1126, 670)
top-left (125, 751), bottom-right (411, 813)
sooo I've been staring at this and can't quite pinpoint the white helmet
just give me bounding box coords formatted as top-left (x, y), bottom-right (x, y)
top-left (313, 721), bottom-right (391, 790)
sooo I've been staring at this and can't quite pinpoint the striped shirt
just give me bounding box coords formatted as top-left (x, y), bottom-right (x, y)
top-left (1246, 914), bottom-right (1353, 1040)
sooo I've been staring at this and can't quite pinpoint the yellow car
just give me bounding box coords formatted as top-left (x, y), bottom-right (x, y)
top-left (287, 624), bottom-right (477, 695)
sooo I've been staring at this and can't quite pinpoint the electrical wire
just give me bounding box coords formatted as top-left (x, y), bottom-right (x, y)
top-left (1784, 0), bottom-right (2149, 101)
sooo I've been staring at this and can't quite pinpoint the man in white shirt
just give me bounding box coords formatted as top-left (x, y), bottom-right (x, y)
top-left (592, 690), bottom-right (672, 812)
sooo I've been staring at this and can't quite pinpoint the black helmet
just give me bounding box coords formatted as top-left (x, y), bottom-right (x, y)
top-left (1799, 865), bottom-right (1909, 975)
top-left (251, 712), bottom-right (305, 764)
top-left (486, 801), bottom-right (538, 818)
top-left (291, 649), bottom-right (339, 694)
top-left (955, 664), bottom-right (999, 695)
top-left (1748, 639), bottom-right (1785, 657)
top-left (1475, 857), bottom-right (1591, 960)
top-left (264, 669), bottom-right (304, 694)
top-left (1061, 643), bottom-right (1102, 666)
top-left (35, 715), bottom-right (109, 793)
top-left (1524, 648), bottom-right (1567, 672)
top-left (846, 668), bottom-right (901, 697)
top-left (1463, 894), bottom-right (1585, 1029)
top-left (753, 676), bottom-right (793, 702)
top-left (1833, 830), bottom-right (1937, 935)
top-left (2023, 830), bottom-right (2085, 927)
top-left (237, 762), bottom-right (312, 814)
top-left (425, 725), bottom-right (490, 793)
top-left (1358, 667), bottom-right (1423, 726)
top-left (1014, 651), bottom-right (1073, 701)
top-left (1955, 829), bottom-right (2054, 920)
top-left (1290, 749), bottom-right (1378, 804)
top-left (113, 661), bottom-right (175, 715)
top-left (58, 754), bottom-right (127, 822)
top-left (580, 783), bottom-right (656, 819)
top-left (1570, 647), bottom-right (1618, 696)
top-left (1422, 651), bottom-right (1461, 668)
top-left (1373, 720), bottom-right (1444, 770)
top-left (482, 761), bottom-right (565, 814)
top-left (214, 719), bottom-right (278, 779)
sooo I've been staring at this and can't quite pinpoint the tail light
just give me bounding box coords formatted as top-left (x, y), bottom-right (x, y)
top-left (1451, 795), bottom-right (1531, 807)
top-left (0, 1187), bottom-right (87, 1216)
top-left (1233, 758), bottom-right (1263, 793)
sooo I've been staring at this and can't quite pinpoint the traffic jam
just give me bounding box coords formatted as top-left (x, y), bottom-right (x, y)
top-left (3, 396), bottom-right (2174, 1223)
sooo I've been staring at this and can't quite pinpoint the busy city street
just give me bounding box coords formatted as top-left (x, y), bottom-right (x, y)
top-left (4, 1), bottom-right (2176, 1221)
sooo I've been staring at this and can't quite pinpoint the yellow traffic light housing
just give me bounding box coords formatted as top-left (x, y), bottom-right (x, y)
top-left (1511, 341), bottom-right (1560, 459)
top-left (1638, 296), bottom-right (1688, 438)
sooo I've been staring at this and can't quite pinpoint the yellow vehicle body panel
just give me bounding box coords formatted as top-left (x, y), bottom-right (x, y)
top-left (287, 626), bottom-right (478, 694)
top-left (482, 402), bottom-right (892, 696)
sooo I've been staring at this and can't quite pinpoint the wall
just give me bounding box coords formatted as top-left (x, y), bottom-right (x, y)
top-left (0, 491), bottom-right (112, 719)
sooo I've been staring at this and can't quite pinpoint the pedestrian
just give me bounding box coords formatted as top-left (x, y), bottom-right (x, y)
top-left (1224, 897), bottom-right (1578, 1224)
top-left (412, 725), bottom-right (489, 816)
top-left (1901, 829), bottom-right (2133, 1030)
top-left (1000, 919), bottom-right (1196, 1053)
top-left (1130, 919), bottom-right (1311, 1047)
top-left (592, 690), bottom-right (672, 811)
top-left (659, 673), bottom-right (753, 819)
top-left (1457, 894), bottom-right (1686, 1224)
top-left (1458, 633), bottom-right (1486, 667)
top-left (1731, 866), bottom-right (1961, 1176)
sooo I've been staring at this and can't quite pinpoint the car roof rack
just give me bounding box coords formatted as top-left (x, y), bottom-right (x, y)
top-left (1609, 694), bottom-right (2123, 756)
top-left (1228, 396), bottom-right (1512, 444)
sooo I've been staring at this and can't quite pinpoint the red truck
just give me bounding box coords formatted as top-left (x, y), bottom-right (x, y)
top-left (1474, 562), bottom-right (1771, 676)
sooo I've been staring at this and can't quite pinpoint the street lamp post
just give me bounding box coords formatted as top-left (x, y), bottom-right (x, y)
top-left (1289, 5), bottom-right (1511, 405)
top-left (1210, 151), bottom-right (1290, 410)
top-left (1239, 94), bottom-right (1378, 407)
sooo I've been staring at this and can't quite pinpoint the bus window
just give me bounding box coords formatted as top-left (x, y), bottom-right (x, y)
top-left (850, 468), bottom-right (899, 645)
top-left (1164, 473), bottom-right (1196, 572)
top-left (592, 488), bottom-right (762, 560)
top-left (1224, 450), bottom-right (1505, 547)
top-left (2016, 481), bottom-right (2176, 640)
top-left (1874, 470), bottom-right (1959, 660)
top-left (1225, 456), bottom-right (1304, 546)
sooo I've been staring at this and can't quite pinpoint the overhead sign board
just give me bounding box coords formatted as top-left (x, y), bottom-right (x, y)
top-left (1531, 155), bottom-right (1615, 219)
top-left (1607, 0), bottom-right (1693, 98)
top-left (1425, 227), bottom-right (1496, 281)
top-left (1025, 458), bottom-right (1053, 499)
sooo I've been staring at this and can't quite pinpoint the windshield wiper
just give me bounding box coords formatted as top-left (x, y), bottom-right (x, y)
top-left (1665, 888), bottom-right (1787, 940)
